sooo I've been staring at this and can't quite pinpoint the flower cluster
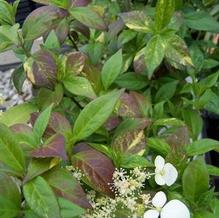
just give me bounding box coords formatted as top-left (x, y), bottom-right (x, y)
top-left (66, 165), bottom-right (84, 181)
top-left (112, 168), bottom-right (148, 197)
top-left (84, 168), bottom-right (151, 218)
top-left (84, 156), bottom-right (190, 218)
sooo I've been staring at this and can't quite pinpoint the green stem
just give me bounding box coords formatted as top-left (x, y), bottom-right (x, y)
top-left (18, 32), bottom-right (31, 58)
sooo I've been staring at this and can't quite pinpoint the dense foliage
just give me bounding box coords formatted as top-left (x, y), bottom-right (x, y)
top-left (0, 0), bottom-right (219, 217)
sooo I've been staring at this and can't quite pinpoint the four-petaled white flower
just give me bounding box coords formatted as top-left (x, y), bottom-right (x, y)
top-left (154, 155), bottom-right (178, 186)
top-left (144, 191), bottom-right (190, 218)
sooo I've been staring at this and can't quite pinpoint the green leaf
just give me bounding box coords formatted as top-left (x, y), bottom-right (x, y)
top-left (36, 85), bottom-right (63, 111)
top-left (147, 137), bottom-right (171, 156)
top-left (202, 59), bottom-right (219, 70)
top-left (189, 43), bottom-right (204, 70)
top-left (207, 164), bottom-right (219, 177)
top-left (144, 35), bottom-right (165, 78)
top-left (120, 155), bottom-right (154, 168)
top-left (186, 139), bottom-right (219, 156)
top-left (0, 123), bottom-right (25, 176)
top-left (58, 198), bottom-right (85, 218)
top-left (0, 198), bottom-right (20, 218)
top-left (0, 24), bottom-right (19, 52)
top-left (25, 158), bottom-right (60, 182)
top-left (118, 30), bottom-right (137, 45)
top-left (89, 143), bottom-right (112, 158)
top-left (182, 109), bottom-right (203, 140)
top-left (0, 0), bottom-right (18, 25)
top-left (120, 11), bottom-right (152, 33)
top-left (69, 6), bottom-right (106, 30)
top-left (121, 54), bottom-right (133, 74)
top-left (155, 80), bottom-right (178, 102)
top-left (84, 42), bottom-right (103, 65)
top-left (63, 76), bottom-right (96, 99)
top-left (115, 72), bottom-right (148, 91)
top-left (24, 210), bottom-right (41, 218)
top-left (196, 89), bottom-right (215, 109)
top-left (33, 105), bottom-right (53, 140)
top-left (10, 123), bottom-right (39, 151)
top-left (12, 65), bottom-right (26, 94)
top-left (197, 71), bottom-right (219, 95)
top-left (23, 176), bottom-right (60, 218)
top-left (154, 101), bottom-right (165, 119)
top-left (165, 34), bottom-right (193, 68)
top-left (185, 11), bottom-right (219, 33)
top-left (155, 0), bottom-right (175, 31)
top-left (49, 0), bottom-right (70, 9)
top-left (73, 90), bottom-right (122, 141)
top-left (205, 90), bottom-right (219, 115)
top-left (44, 30), bottom-right (60, 49)
top-left (101, 50), bottom-right (123, 90)
top-left (182, 159), bottom-right (209, 202)
top-left (153, 118), bottom-right (184, 127)
top-left (0, 173), bottom-right (21, 218)
top-left (194, 211), bottom-right (217, 218)
top-left (22, 6), bottom-right (67, 41)
top-left (0, 103), bottom-right (37, 126)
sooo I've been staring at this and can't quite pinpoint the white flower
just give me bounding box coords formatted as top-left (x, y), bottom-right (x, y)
top-left (144, 191), bottom-right (190, 218)
top-left (154, 155), bottom-right (178, 186)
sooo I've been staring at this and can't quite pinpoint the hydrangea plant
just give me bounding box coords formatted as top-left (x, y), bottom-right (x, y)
top-left (0, 0), bottom-right (219, 217)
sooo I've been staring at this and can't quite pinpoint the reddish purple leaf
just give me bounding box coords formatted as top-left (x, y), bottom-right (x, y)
top-left (104, 116), bottom-right (121, 131)
top-left (25, 49), bottom-right (57, 89)
top-left (118, 92), bottom-right (141, 117)
top-left (130, 91), bottom-right (151, 117)
top-left (30, 113), bottom-right (40, 126)
top-left (55, 19), bottom-right (69, 43)
top-left (134, 52), bottom-right (147, 74)
top-left (30, 112), bottom-right (71, 137)
top-left (108, 18), bottom-right (125, 39)
top-left (47, 112), bottom-right (71, 135)
top-left (10, 124), bottom-right (32, 134)
top-left (120, 11), bottom-right (152, 33)
top-left (43, 168), bottom-right (91, 208)
top-left (118, 91), bottom-right (150, 118)
top-left (69, 6), bottom-right (106, 31)
top-left (71, 0), bottom-right (92, 7)
top-left (112, 118), bottom-right (150, 155)
top-left (165, 127), bottom-right (190, 149)
top-left (31, 134), bottom-right (67, 160)
top-left (72, 21), bottom-right (90, 38)
top-left (83, 60), bottom-right (102, 93)
top-left (66, 52), bottom-right (86, 75)
top-left (22, 6), bottom-right (68, 41)
top-left (72, 149), bottom-right (115, 197)
top-left (73, 143), bottom-right (93, 153)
